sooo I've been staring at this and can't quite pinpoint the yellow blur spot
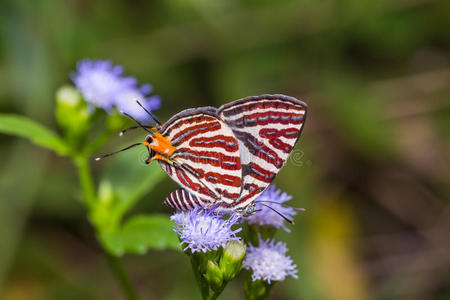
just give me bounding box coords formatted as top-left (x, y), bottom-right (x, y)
top-left (308, 195), bottom-right (370, 300)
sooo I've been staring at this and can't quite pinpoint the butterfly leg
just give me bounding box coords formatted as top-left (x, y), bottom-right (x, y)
top-left (145, 148), bottom-right (155, 164)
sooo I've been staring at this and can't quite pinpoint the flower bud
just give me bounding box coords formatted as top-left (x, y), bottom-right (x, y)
top-left (203, 260), bottom-right (224, 292)
top-left (191, 251), bottom-right (215, 275)
top-left (55, 86), bottom-right (91, 144)
top-left (219, 240), bottom-right (246, 281)
top-left (57, 85), bottom-right (82, 106)
top-left (98, 180), bottom-right (114, 205)
top-left (90, 180), bottom-right (116, 233)
top-left (172, 209), bottom-right (243, 298)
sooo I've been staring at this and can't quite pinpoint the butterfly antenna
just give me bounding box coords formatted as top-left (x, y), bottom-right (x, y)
top-left (121, 111), bottom-right (154, 135)
top-left (259, 203), bottom-right (295, 225)
top-left (119, 125), bottom-right (154, 136)
top-left (95, 142), bottom-right (142, 161)
top-left (135, 100), bottom-right (162, 126)
top-left (255, 200), bottom-right (306, 212)
top-left (255, 200), bottom-right (285, 205)
top-left (294, 207), bottom-right (306, 212)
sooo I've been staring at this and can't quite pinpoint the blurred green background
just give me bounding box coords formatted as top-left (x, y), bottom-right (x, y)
top-left (0, 0), bottom-right (449, 299)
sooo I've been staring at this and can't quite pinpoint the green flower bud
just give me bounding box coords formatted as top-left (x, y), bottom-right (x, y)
top-left (55, 86), bottom-right (91, 145)
top-left (204, 260), bottom-right (224, 292)
top-left (90, 180), bottom-right (117, 234)
top-left (98, 180), bottom-right (114, 205)
top-left (191, 250), bottom-right (218, 275)
top-left (244, 278), bottom-right (273, 300)
top-left (57, 85), bottom-right (82, 106)
top-left (220, 240), bottom-right (246, 281)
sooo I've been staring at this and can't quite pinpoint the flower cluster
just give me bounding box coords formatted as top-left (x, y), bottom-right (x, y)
top-left (171, 208), bottom-right (246, 298)
top-left (240, 184), bottom-right (301, 299)
top-left (171, 208), bottom-right (242, 253)
top-left (243, 238), bottom-right (298, 283)
top-left (71, 59), bottom-right (160, 122)
top-left (169, 174), bottom-right (302, 299)
top-left (247, 184), bottom-right (297, 232)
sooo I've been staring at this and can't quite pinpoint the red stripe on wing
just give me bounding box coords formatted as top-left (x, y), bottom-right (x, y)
top-left (172, 121), bottom-right (222, 146)
top-left (233, 111), bottom-right (304, 127)
top-left (189, 135), bottom-right (239, 152)
top-left (193, 168), bottom-right (242, 188)
top-left (174, 168), bottom-right (216, 199)
top-left (257, 144), bottom-right (283, 168)
top-left (259, 128), bottom-right (299, 153)
top-left (175, 148), bottom-right (241, 171)
top-left (247, 163), bottom-right (276, 183)
top-left (163, 115), bottom-right (218, 137)
top-left (220, 99), bottom-right (304, 118)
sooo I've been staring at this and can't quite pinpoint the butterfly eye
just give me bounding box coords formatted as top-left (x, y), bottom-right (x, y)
top-left (244, 203), bottom-right (256, 216)
top-left (145, 135), bottom-right (153, 144)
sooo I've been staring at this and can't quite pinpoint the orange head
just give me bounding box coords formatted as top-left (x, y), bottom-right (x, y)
top-left (95, 102), bottom-right (168, 162)
top-left (142, 132), bottom-right (177, 164)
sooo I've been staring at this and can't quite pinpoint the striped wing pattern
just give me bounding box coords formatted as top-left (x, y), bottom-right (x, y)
top-left (158, 108), bottom-right (242, 205)
top-left (217, 94), bottom-right (307, 211)
top-left (163, 94), bottom-right (307, 213)
top-left (164, 188), bottom-right (203, 211)
top-left (165, 188), bottom-right (230, 213)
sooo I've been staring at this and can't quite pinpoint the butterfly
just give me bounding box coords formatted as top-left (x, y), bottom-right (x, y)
top-left (97, 94), bottom-right (307, 216)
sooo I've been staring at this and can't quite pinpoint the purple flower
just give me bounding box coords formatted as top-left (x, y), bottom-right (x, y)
top-left (243, 238), bottom-right (298, 283)
top-left (171, 208), bottom-right (242, 253)
top-left (115, 85), bottom-right (161, 122)
top-left (247, 185), bottom-right (297, 231)
top-left (71, 59), bottom-right (160, 122)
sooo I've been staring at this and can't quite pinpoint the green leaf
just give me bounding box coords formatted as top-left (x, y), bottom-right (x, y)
top-left (91, 148), bottom-right (167, 238)
top-left (100, 214), bottom-right (180, 256)
top-left (102, 148), bottom-right (166, 215)
top-left (0, 114), bottom-right (69, 155)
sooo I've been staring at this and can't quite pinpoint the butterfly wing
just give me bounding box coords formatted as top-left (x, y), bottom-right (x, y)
top-left (217, 94), bottom-right (307, 210)
top-left (164, 188), bottom-right (238, 214)
top-left (158, 107), bottom-right (243, 205)
top-left (164, 188), bottom-right (204, 210)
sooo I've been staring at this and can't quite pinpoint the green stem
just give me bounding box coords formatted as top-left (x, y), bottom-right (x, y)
top-left (208, 284), bottom-right (226, 300)
top-left (106, 253), bottom-right (139, 300)
top-left (206, 293), bottom-right (218, 300)
top-left (190, 257), bottom-right (211, 300)
top-left (73, 155), bottom-right (140, 300)
top-left (74, 156), bottom-right (96, 208)
top-left (190, 257), bottom-right (227, 300)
